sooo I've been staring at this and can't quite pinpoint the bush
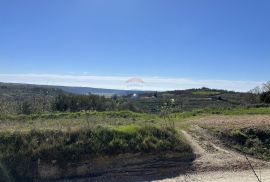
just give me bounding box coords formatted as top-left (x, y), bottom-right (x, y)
top-left (210, 127), bottom-right (270, 161)
top-left (20, 101), bottom-right (32, 115)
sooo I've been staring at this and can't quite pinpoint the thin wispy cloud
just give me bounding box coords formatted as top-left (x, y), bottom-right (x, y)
top-left (0, 74), bottom-right (264, 92)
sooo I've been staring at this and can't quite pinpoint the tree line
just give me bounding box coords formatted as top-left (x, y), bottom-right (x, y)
top-left (52, 93), bottom-right (116, 112)
top-left (250, 81), bottom-right (270, 103)
top-left (52, 93), bottom-right (144, 113)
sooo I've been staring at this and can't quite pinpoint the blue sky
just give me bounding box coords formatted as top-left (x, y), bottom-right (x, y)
top-left (0, 0), bottom-right (269, 91)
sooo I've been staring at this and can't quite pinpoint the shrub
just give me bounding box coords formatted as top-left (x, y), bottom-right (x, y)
top-left (20, 101), bottom-right (32, 115)
top-left (210, 127), bottom-right (270, 161)
top-left (260, 91), bottom-right (270, 103)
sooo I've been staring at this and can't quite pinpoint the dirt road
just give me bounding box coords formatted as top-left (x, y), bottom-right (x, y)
top-left (155, 127), bottom-right (270, 182)
top-left (154, 169), bottom-right (270, 182)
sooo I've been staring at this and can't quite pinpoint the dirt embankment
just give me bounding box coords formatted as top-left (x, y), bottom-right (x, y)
top-left (40, 125), bottom-right (270, 182)
top-left (38, 152), bottom-right (195, 181)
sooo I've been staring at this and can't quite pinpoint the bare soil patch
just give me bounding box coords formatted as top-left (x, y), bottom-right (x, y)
top-left (192, 115), bottom-right (270, 127)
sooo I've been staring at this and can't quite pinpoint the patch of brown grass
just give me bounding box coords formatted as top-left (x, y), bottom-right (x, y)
top-left (191, 115), bottom-right (270, 128)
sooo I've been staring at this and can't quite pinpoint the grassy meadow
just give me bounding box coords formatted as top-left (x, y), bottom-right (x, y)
top-left (0, 111), bottom-right (192, 180)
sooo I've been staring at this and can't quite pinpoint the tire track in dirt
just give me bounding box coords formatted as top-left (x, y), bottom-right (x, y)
top-left (155, 127), bottom-right (270, 182)
top-left (182, 127), bottom-right (269, 172)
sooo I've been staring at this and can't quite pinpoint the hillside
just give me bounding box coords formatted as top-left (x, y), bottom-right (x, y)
top-left (130, 88), bottom-right (260, 113)
top-left (57, 85), bottom-right (147, 96)
top-left (0, 82), bottom-right (63, 114)
top-left (0, 82), bottom-right (150, 114)
top-left (0, 82), bottom-right (262, 114)
top-left (0, 82), bottom-right (148, 95)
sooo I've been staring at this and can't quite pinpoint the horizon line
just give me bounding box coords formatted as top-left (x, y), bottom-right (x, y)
top-left (0, 73), bottom-right (265, 92)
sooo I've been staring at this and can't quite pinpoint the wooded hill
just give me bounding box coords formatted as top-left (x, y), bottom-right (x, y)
top-left (0, 82), bottom-right (264, 114)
